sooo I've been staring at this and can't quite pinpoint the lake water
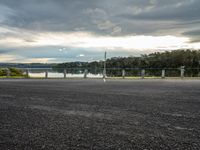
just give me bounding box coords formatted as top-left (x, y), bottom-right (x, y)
top-left (28, 72), bottom-right (103, 78)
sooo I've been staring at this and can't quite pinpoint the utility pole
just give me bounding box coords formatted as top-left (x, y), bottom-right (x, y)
top-left (103, 51), bottom-right (107, 79)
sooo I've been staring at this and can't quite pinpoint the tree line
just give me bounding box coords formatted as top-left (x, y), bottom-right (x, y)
top-left (54, 49), bottom-right (200, 77)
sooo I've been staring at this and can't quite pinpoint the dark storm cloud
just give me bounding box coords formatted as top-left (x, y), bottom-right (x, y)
top-left (119, 0), bottom-right (200, 21)
top-left (183, 29), bottom-right (200, 43)
top-left (0, 0), bottom-right (102, 32)
top-left (0, 0), bottom-right (199, 37)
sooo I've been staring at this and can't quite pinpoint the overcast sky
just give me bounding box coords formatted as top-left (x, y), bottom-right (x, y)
top-left (0, 0), bottom-right (200, 63)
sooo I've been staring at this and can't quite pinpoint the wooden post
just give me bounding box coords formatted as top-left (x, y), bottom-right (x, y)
top-left (6, 68), bottom-right (10, 78)
top-left (64, 69), bottom-right (66, 78)
top-left (141, 69), bottom-right (145, 79)
top-left (84, 69), bottom-right (88, 78)
top-left (26, 69), bottom-right (29, 78)
top-left (45, 70), bottom-right (48, 78)
top-left (122, 69), bottom-right (125, 79)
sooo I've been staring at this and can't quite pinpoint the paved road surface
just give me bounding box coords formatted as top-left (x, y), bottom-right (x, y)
top-left (0, 79), bottom-right (200, 149)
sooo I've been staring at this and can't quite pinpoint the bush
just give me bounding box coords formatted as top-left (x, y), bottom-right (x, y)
top-left (0, 68), bottom-right (24, 77)
top-left (9, 68), bottom-right (24, 76)
top-left (0, 68), bottom-right (7, 76)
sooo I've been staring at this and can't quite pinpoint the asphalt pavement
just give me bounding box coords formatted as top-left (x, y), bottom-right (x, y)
top-left (0, 79), bottom-right (200, 149)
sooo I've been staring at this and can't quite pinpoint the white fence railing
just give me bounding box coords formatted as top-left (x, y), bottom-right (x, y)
top-left (1, 66), bottom-right (200, 79)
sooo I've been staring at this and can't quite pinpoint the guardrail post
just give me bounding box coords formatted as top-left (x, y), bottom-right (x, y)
top-left (141, 69), bottom-right (145, 79)
top-left (103, 69), bottom-right (106, 79)
top-left (45, 70), bottom-right (48, 78)
top-left (162, 69), bottom-right (165, 79)
top-left (64, 69), bottom-right (67, 78)
top-left (26, 69), bottom-right (29, 78)
top-left (122, 69), bottom-right (125, 79)
top-left (84, 69), bottom-right (88, 78)
top-left (180, 66), bottom-right (185, 79)
top-left (6, 68), bottom-right (10, 77)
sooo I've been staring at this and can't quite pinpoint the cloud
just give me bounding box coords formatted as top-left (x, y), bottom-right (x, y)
top-left (119, 0), bottom-right (199, 21)
top-left (76, 54), bottom-right (85, 57)
top-left (0, 54), bottom-right (56, 63)
top-left (0, 0), bottom-right (197, 36)
top-left (0, 4), bottom-right (16, 23)
top-left (0, 54), bottom-right (17, 62)
top-left (182, 29), bottom-right (200, 42)
top-left (0, 0), bottom-right (200, 62)
top-left (0, 28), bottom-right (191, 50)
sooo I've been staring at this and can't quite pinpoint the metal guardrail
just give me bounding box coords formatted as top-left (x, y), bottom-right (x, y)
top-left (1, 66), bottom-right (200, 79)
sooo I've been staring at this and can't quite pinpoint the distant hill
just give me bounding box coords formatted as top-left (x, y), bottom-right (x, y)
top-left (0, 63), bottom-right (57, 68)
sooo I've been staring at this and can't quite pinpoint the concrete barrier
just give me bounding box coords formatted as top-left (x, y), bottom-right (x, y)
top-left (162, 69), bottom-right (165, 79)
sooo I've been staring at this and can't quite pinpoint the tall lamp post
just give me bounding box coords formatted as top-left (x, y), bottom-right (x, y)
top-left (103, 51), bottom-right (107, 79)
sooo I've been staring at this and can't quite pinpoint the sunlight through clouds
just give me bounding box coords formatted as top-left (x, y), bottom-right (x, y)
top-left (0, 30), bottom-right (192, 50)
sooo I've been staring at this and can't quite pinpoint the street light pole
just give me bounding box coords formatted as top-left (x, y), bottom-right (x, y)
top-left (103, 51), bottom-right (107, 79)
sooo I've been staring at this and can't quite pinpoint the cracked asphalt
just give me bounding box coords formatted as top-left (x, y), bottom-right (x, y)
top-left (0, 79), bottom-right (200, 150)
